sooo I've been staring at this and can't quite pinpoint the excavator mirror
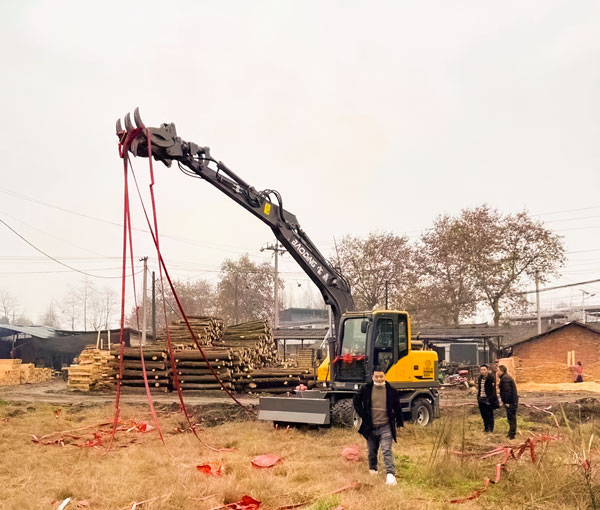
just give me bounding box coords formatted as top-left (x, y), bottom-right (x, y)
top-left (360, 320), bottom-right (369, 334)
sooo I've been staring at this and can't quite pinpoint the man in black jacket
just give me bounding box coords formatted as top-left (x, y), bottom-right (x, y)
top-left (353, 367), bottom-right (404, 486)
top-left (477, 364), bottom-right (499, 433)
top-left (498, 365), bottom-right (518, 439)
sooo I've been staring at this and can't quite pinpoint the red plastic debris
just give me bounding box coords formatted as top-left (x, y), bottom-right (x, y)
top-left (332, 354), bottom-right (365, 364)
top-left (210, 495), bottom-right (261, 510)
top-left (341, 445), bottom-right (361, 462)
top-left (251, 454), bottom-right (281, 468)
top-left (197, 463), bottom-right (224, 477)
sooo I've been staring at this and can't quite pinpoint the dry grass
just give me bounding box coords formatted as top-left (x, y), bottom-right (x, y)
top-left (0, 396), bottom-right (598, 510)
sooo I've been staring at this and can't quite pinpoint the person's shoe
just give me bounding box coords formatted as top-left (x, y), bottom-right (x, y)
top-left (507, 435), bottom-right (516, 440)
top-left (385, 473), bottom-right (397, 486)
top-left (369, 469), bottom-right (378, 475)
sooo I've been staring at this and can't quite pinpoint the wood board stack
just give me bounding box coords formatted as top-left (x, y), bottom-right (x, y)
top-left (108, 346), bottom-right (170, 392)
top-left (0, 359), bottom-right (22, 386)
top-left (215, 320), bottom-right (278, 370)
top-left (68, 348), bottom-right (113, 391)
top-left (155, 316), bottom-right (224, 346)
top-left (19, 364), bottom-right (53, 384)
top-left (297, 349), bottom-right (315, 370)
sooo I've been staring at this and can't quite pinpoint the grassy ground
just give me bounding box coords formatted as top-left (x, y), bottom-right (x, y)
top-left (0, 397), bottom-right (598, 510)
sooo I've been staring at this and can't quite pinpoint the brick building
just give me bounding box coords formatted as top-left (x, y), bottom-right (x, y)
top-left (509, 321), bottom-right (600, 383)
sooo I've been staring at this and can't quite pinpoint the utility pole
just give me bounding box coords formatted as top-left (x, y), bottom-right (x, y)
top-left (261, 241), bottom-right (286, 329)
top-left (140, 257), bottom-right (148, 346)
top-left (151, 271), bottom-right (156, 341)
top-left (580, 290), bottom-right (595, 324)
top-left (535, 272), bottom-right (541, 334)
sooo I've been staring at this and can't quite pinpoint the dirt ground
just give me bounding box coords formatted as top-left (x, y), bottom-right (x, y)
top-left (2, 378), bottom-right (599, 408)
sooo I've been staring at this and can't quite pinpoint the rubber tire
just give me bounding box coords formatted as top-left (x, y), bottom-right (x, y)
top-left (332, 398), bottom-right (361, 429)
top-left (411, 398), bottom-right (433, 427)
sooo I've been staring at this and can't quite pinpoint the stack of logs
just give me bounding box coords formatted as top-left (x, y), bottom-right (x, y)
top-left (104, 319), bottom-right (317, 393)
top-left (155, 316), bottom-right (224, 346)
top-left (109, 346), bottom-right (170, 392)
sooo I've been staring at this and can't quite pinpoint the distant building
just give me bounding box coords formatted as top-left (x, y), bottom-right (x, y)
top-left (0, 325), bottom-right (138, 370)
top-left (278, 307), bottom-right (329, 328)
top-left (507, 321), bottom-right (600, 383)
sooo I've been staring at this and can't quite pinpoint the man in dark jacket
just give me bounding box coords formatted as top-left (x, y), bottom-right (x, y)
top-left (353, 367), bottom-right (404, 486)
top-left (477, 364), bottom-right (499, 433)
top-left (498, 365), bottom-right (518, 439)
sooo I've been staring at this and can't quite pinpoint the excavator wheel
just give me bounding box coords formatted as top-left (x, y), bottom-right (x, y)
top-left (332, 398), bottom-right (361, 429)
top-left (410, 398), bottom-right (433, 426)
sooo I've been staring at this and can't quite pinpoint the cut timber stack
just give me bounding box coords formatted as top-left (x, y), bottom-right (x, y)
top-left (171, 347), bottom-right (235, 391)
top-left (108, 346), bottom-right (170, 392)
top-left (19, 364), bottom-right (53, 384)
top-left (68, 348), bottom-right (112, 391)
top-left (233, 367), bottom-right (316, 394)
top-left (216, 320), bottom-right (278, 370)
top-left (297, 349), bottom-right (315, 370)
top-left (0, 359), bottom-right (22, 386)
top-left (155, 316), bottom-right (224, 346)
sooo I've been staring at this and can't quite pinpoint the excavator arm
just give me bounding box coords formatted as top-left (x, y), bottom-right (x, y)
top-left (116, 109), bottom-right (355, 345)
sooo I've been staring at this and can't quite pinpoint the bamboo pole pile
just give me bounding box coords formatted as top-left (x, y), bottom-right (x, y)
top-left (155, 316), bottom-right (224, 346)
top-left (108, 346), bottom-right (170, 392)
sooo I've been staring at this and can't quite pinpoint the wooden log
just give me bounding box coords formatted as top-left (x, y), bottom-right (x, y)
top-left (178, 382), bottom-right (234, 390)
top-left (179, 374), bottom-right (232, 383)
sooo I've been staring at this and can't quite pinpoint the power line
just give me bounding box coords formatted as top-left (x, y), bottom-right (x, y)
top-left (0, 216), bottom-right (139, 280)
top-left (519, 278), bottom-right (600, 295)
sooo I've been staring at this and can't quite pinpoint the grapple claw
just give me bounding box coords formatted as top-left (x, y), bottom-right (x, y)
top-left (124, 112), bottom-right (134, 131)
top-left (116, 118), bottom-right (123, 134)
top-left (133, 107), bottom-right (145, 129)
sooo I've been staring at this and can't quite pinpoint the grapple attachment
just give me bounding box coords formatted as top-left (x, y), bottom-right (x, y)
top-left (116, 107), bottom-right (184, 167)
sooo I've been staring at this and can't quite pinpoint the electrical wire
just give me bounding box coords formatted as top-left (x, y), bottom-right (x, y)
top-left (0, 216), bottom-right (141, 279)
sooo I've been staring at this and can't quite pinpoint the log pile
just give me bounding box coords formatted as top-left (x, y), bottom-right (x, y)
top-left (67, 348), bottom-right (112, 391)
top-left (171, 347), bottom-right (235, 391)
top-left (232, 367), bottom-right (316, 394)
top-left (0, 359), bottom-right (22, 386)
top-left (155, 316), bottom-right (224, 346)
top-left (108, 346), bottom-right (170, 392)
top-left (215, 320), bottom-right (278, 370)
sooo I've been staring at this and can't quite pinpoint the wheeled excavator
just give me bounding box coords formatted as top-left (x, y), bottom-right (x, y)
top-left (116, 109), bottom-right (440, 427)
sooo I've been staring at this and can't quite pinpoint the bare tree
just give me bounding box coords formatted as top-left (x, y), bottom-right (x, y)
top-left (60, 286), bottom-right (80, 331)
top-left (460, 205), bottom-right (566, 325)
top-left (0, 290), bottom-right (18, 324)
top-left (333, 232), bottom-right (416, 310)
top-left (216, 255), bottom-right (279, 325)
top-left (40, 301), bottom-right (61, 328)
top-left (413, 215), bottom-right (479, 325)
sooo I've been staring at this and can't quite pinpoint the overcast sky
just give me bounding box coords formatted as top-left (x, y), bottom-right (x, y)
top-left (1, 1), bottom-right (599, 325)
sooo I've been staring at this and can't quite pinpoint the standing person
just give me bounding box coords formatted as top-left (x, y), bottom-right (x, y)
top-left (353, 366), bottom-right (404, 486)
top-left (498, 365), bottom-right (518, 439)
top-left (572, 361), bottom-right (584, 383)
top-left (477, 364), bottom-right (499, 433)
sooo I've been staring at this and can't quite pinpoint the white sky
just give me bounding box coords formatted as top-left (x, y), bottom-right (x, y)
top-left (1, 1), bottom-right (599, 325)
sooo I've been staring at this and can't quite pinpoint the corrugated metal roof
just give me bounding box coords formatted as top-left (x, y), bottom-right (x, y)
top-left (0, 324), bottom-right (58, 339)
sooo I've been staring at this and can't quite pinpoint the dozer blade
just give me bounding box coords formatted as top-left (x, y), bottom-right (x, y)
top-left (258, 395), bottom-right (330, 425)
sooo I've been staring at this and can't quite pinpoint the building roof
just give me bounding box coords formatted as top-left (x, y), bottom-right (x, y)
top-left (0, 324), bottom-right (58, 339)
top-left (509, 321), bottom-right (600, 348)
top-left (274, 328), bottom-right (329, 340)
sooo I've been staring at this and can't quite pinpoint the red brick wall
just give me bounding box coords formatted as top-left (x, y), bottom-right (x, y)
top-left (512, 324), bottom-right (600, 383)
